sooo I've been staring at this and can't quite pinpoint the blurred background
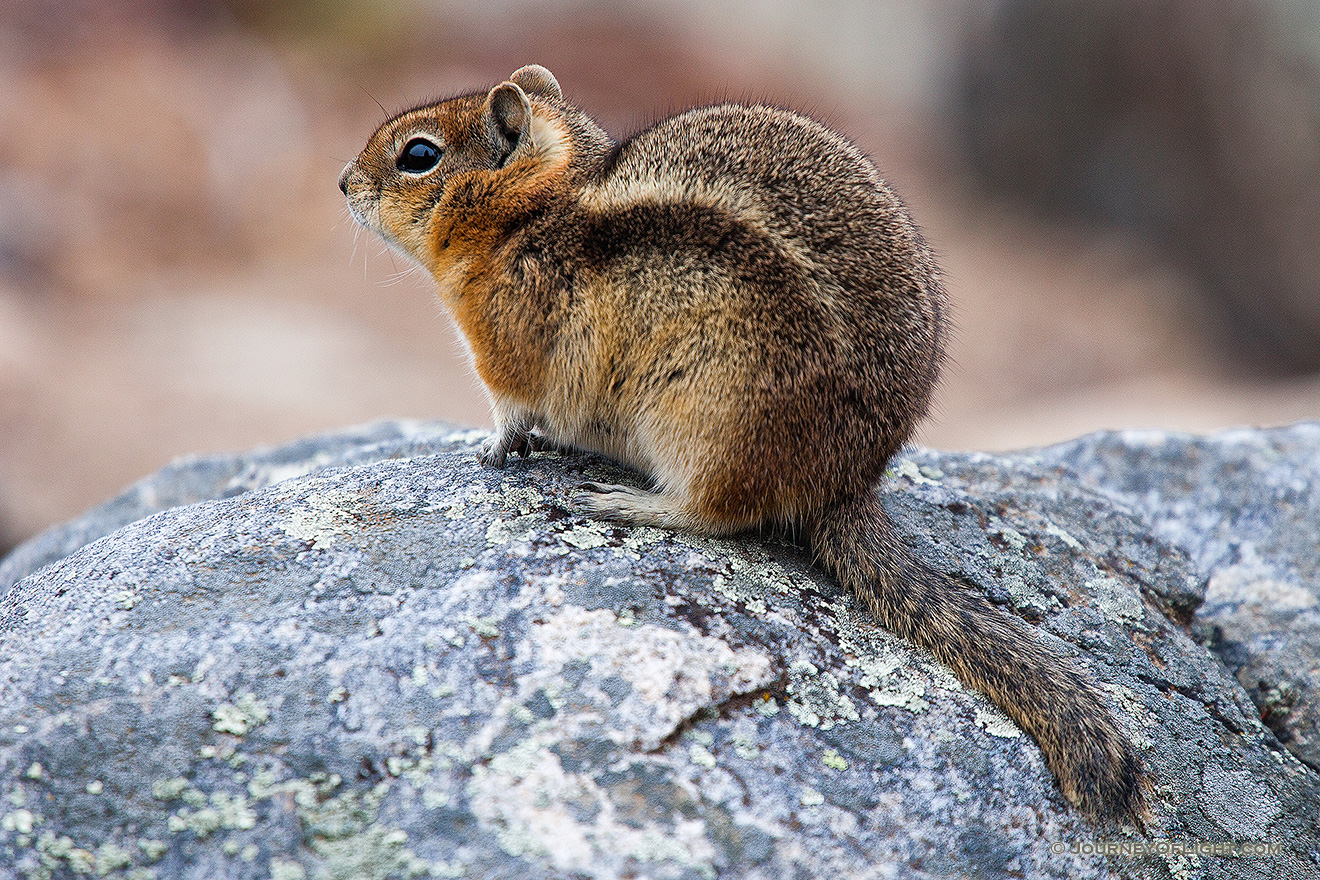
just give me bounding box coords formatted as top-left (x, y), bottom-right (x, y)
top-left (1, 0), bottom-right (1319, 553)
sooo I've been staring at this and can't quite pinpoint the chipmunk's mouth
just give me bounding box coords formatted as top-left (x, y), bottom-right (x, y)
top-left (343, 194), bottom-right (378, 232)
top-left (339, 162), bottom-right (382, 232)
top-left (339, 159), bottom-right (437, 272)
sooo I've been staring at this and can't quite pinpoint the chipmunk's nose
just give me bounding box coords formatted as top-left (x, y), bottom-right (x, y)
top-left (338, 163), bottom-right (352, 195)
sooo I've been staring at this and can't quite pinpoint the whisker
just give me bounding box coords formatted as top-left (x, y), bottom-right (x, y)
top-left (360, 85), bottom-right (389, 121)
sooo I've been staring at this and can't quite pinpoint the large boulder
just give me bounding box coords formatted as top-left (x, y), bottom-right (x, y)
top-left (0, 420), bottom-right (1317, 879)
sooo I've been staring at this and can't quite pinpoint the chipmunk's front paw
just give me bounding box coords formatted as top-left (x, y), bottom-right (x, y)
top-left (480, 429), bottom-right (523, 468)
top-left (480, 426), bottom-right (550, 468)
top-left (478, 435), bottom-right (508, 468)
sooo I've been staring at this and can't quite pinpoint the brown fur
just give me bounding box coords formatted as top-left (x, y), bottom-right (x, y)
top-left (341, 65), bottom-right (1149, 825)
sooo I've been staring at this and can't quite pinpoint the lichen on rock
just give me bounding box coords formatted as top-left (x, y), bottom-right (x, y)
top-left (0, 419), bottom-right (1317, 879)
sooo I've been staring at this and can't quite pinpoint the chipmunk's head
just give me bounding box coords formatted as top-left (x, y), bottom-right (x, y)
top-left (341, 65), bottom-right (602, 271)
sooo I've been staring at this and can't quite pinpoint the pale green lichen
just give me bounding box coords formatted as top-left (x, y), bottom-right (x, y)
top-left (732, 731), bottom-right (760, 760)
top-left (496, 485), bottom-right (549, 516)
top-left (485, 514), bottom-right (542, 547)
top-left (688, 744), bottom-right (717, 769)
top-left (66, 848), bottom-right (95, 874)
top-left (246, 772), bottom-right (427, 880)
top-left (85, 780), bottom-right (103, 795)
top-left (34, 830), bottom-right (106, 878)
top-left (269, 857), bottom-right (307, 880)
top-left (618, 526), bottom-right (667, 560)
top-left (867, 681), bottom-right (930, 713)
top-left (821, 749), bottom-right (848, 771)
top-left (1, 808), bottom-right (36, 834)
top-left (469, 735), bottom-right (719, 877)
top-left (138, 839), bottom-right (168, 861)
top-left (845, 634), bottom-right (935, 714)
top-left (800, 788), bottom-right (825, 807)
top-left (248, 773), bottom-right (324, 810)
top-left (212, 693), bottom-right (271, 736)
top-left (311, 826), bottom-right (429, 880)
top-left (36, 829), bottom-right (72, 860)
top-left (281, 488), bottom-right (361, 550)
top-left (428, 860), bottom-right (466, 879)
top-left (1003, 573), bottom-right (1052, 617)
top-left (785, 661), bottom-right (859, 730)
top-left (166, 791), bottom-right (258, 838)
top-left (24, 762), bottom-right (43, 780)
top-left (466, 616), bottom-right (500, 638)
top-left (629, 830), bottom-right (716, 880)
top-left (719, 546), bottom-right (813, 599)
top-left (892, 459), bottom-right (939, 486)
top-left (557, 525), bottom-right (609, 550)
top-left (152, 778), bottom-right (190, 801)
top-left (973, 706), bottom-right (1022, 739)
top-left (94, 842), bottom-right (133, 875)
top-left (1087, 575), bottom-right (1145, 624)
top-left (1042, 522), bottom-right (1084, 552)
top-left (834, 605), bottom-right (973, 721)
top-left (994, 526), bottom-right (1027, 552)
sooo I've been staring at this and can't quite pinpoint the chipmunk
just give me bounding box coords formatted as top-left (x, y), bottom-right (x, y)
top-left (341, 64), bottom-right (1148, 825)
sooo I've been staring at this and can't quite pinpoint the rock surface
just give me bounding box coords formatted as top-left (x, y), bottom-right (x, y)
top-left (1039, 424), bottom-right (1320, 775)
top-left (0, 420), bottom-right (1317, 879)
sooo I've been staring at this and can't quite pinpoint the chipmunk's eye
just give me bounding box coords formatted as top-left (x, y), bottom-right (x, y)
top-left (396, 137), bottom-right (441, 174)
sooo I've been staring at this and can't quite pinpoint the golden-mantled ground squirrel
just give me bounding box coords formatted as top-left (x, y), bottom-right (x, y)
top-left (341, 65), bottom-right (1148, 825)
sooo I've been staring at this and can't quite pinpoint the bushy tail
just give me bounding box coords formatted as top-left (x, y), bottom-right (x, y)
top-left (810, 490), bottom-right (1148, 826)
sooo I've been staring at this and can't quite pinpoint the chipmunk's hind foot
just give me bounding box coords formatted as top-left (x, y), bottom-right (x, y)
top-left (575, 482), bottom-right (726, 534)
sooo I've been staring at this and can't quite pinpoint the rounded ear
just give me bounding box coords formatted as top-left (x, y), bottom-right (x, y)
top-left (485, 81), bottom-right (533, 167)
top-left (509, 65), bottom-right (562, 103)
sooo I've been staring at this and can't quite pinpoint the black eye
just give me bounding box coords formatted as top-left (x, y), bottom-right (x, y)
top-left (396, 137), bottom-right (441, 173)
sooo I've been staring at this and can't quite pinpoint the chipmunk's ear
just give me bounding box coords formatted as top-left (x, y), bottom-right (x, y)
top-left (509, 65), bottom-right (562, 103)
top-left (485, 81), bottom-right (533, 167)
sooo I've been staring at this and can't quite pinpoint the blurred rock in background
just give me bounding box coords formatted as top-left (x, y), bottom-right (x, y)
top-left (954, 0), bottom-right (1320, 375)
top-left (0, 0), bottom-right (1317, 553)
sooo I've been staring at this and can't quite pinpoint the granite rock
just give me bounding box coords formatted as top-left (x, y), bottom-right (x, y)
top-left (0, 420), bottom-right (1317, 879)
top-left (1038, 424), bottom-right (1320, 773)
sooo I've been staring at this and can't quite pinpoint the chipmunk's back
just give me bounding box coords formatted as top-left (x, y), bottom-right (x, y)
top-left (575, 103), bottom-right (948, 472)
top-left (589, 105), bottom-right (925, 283)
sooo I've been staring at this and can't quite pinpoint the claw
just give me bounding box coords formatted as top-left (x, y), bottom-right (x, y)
top-left (479, 435), bottom-right (510, 469)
